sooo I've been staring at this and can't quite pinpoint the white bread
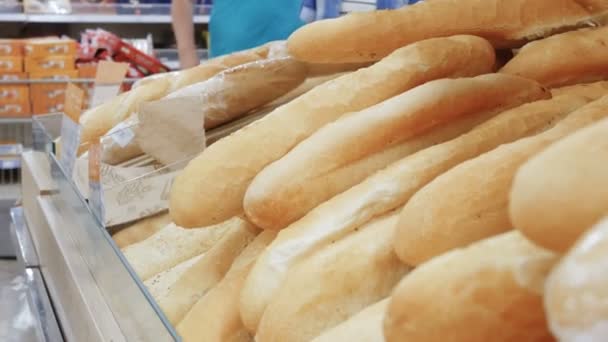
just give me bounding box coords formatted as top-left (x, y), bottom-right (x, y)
top-left (79, 80), bottom-right (170, 154)
top-left (396, 95), bottom-right (608, 265)
top-left (122, 218), bottom-right (240, 280)
top-left (176, 231), bottom-right (276, 342)
top-left (551, 80), bottom-right (608, 99)
top-left (385, 231), bottom-right (557, 342)
top-left (100, 114), bottom-right (142, 165)
top-left (241, 90), bottom-right (564, 332)
top-left (157, 220), bottom-right (259, 325)
top-left (144, 253), bottom-right (204, 302)
top-left (544, 216), bottom-right (608, 341)
top-left (287, 0), bottom-right (595, 63)
top-left (132, 71), bottom-right (179, 89)
top-left (167, 43), bottom-right (269, 92)
top-left (311, 299), bottom-right (388, 342)
top-left (255, 212), bottom-right (410, 342)
top-left (501, 26), bottom-right (608, 87)
top-left (165, 57), bottom-right (307, 130)
top-left (112, 212), bottom-right (171, 249)
top-left (511, 117), bottom-right (608, 252)
top-left (169, 35), bottom-right (496, 228)
top-left (241, 111), bottom-right (499, 231)
top-left (244, 74), bottom-right (546, 230)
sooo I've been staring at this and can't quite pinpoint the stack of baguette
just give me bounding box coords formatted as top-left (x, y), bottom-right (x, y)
top-left (104, 0), bottom-right (608, 341)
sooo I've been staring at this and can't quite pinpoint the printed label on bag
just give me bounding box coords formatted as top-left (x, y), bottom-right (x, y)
top-left (107, 121), bottom-right (136, 148)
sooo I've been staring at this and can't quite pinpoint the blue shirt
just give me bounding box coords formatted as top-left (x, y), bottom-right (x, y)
top-left (209, 0), bottom-right (305, 57)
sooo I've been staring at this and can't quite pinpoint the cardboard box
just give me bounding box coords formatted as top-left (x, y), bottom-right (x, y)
top-left (0, 85), bottom-right (29, 104)
top-left (32, 100), bottom-right (63, 115)
top-left (77, 63), bottom-right (97, 78)
top-left (31, 83), bottom-right (67, 114)
top-left (29, 69), bottom-right (78, 80)
top-left (0, 72), bottom-right (28, 81)
top-left (25, 56), bottom-right (75, 73)
top-left (0, 101), bottom-right (31, 117)
top-left (0, 40), bottom-right (23, 57)
top-left (25, 38), bottom-right (77, 58)
top-left (0, 57), bottom-right (23, 73)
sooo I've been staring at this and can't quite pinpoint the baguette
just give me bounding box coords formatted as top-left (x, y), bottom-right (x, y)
top-left (100, 114), bottom-right (142, 165)
top-left (169, 35), bottom-right (496, 228)
top-left (501, 26), bottom-right (608, 87)
top-left (511, 117), bottom-right (608, 252)
top-left (255, 212), bottom-right (410, 342)
top-left (176, 231), bottom-right (276, 342)
top-left (165, 57), bottom-right (307, 130)
top-left (157, 220), bottom-right (259, 325)
top-left (287, 0), bottom-right (595, 63)
top-left (544, 217), bottom-right (608, 342)
top-left (396, 95), bottom-right (608, 265)
top-left (112, 212), bottom-right (171, 249)
top-left (241, 92), bottom-right (567, 332)
top-left (144, 253), bottom-right (204, 302)
top-left (122, 218), bottom-right (238, 280)
top-left (551, 80), bottom-right (608, 99)
top-left (385, 232), bottom-right (557, 342)
top-left (311, 299), bottom-right (388, 342)
top-left (79, 80), bottom-right (170, 154)
top-left (244, 74), bottom-right (546, 230)
top-left (167, 43), bottom-right (269, 92)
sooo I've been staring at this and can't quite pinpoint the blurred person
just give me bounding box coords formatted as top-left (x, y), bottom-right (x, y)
top-left (172, 0), bottom-right (305, 68)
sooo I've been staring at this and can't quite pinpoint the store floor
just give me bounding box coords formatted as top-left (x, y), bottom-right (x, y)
top-left (0, 259), bottom-right (38, 342)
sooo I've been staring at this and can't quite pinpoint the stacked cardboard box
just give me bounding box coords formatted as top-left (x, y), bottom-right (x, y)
top-left (0, 40), bottom-right (29, 117)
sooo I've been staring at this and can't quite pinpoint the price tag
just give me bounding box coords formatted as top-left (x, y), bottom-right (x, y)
top-left (90, 61), bottom-right (129, 108)
top-left (88, 140), bottom-right (105, 224)
top-left (107, 120), bottom-right (136, 148)
top-left (59, 83), bottom-right (85, 177)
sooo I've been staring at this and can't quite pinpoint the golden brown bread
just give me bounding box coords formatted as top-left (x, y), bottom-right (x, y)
top-left (121, 218), bottom-right (239, 280)
top-left (112, 212), bottom-right (171, 249)
top-left (255, 212), bottom-right (410, 342)
top-left (511, 117), bottom-right (608, 252)
top-left (169, 35), bottom-right (496, 228)
top-left (396, 95), bottom-right (608, 265)
top-left (501, 26), bottom-right (608, 87)
top-left (311, 299), bottom-right (388, 342)
top-left (165, 57), bottom-right (307, 130)
top-left (544, 216), bottom-right (608, 341)
top-left (156, 220), bottom-right (259, 325)
top-left (144, 253), bottom-right (204, 302)
top-left (551, 80), bottom-right (608, 99)
top-left (176, 231), bottom-right (275, 342)
top-left (241, 89), bottom-right (562, 333)
top-left (385, 231), bottom-right (557, 342)
top-left (287, 0), bottom-right (596, 63)
top-left (244, 73), bottom-right (543, 230)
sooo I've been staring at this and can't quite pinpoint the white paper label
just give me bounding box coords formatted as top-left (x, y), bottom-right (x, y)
top-left (107, 121), bottom-right (135, 148)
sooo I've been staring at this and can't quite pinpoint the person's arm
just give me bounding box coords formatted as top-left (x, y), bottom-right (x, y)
top-left (172, 0), bottom-right (200, 69)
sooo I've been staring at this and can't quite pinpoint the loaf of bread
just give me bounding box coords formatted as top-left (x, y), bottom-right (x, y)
top-left (112, 212), bottom-right (171, 249)
top-left (156, 219), bottom-right (259, 325)
top-left (396, 95), bottom-right (608, 266)
top-left (132, 71), bottom-right (179, 89)
top-left (122, 218), bottom-right (237, 280)
top-left (241, 87), bottom-right (553, 332)
top-left (551, 80), bottom-right (608, 99)
top-left (311, 299), bottom-right (388, 342)
top-left (244, 74), bottom-right (544, 230)
top-left (144, 253), bottom-right (204, 302)
top-left (167, 43), bottom-right (269, 92)
top-left (544, 216), bottom-right (608, 341)
top-left (100, 114), bottom-right (143, 165)
top-left (176, 231), bottom-right (276, 342)
top-left (385, 231), bottom-right (557, 342)
top-left (255, 212), bottom-right (410, 342)
top-left (165, 57), bottom-right (307, 130)
top-left (501, 26), bottom-right (608, 87)
top-left (169, 35), bottom-right (496, 228)
top-left (79, 80), bottom-right (170, 154)
top-left (287, 0), bottom-right (595, 63)
top-left (511, 117), bottom-right (608, 252)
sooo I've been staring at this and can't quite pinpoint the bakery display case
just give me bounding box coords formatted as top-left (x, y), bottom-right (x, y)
top-left (19, 114), bottom-right (180, 341)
